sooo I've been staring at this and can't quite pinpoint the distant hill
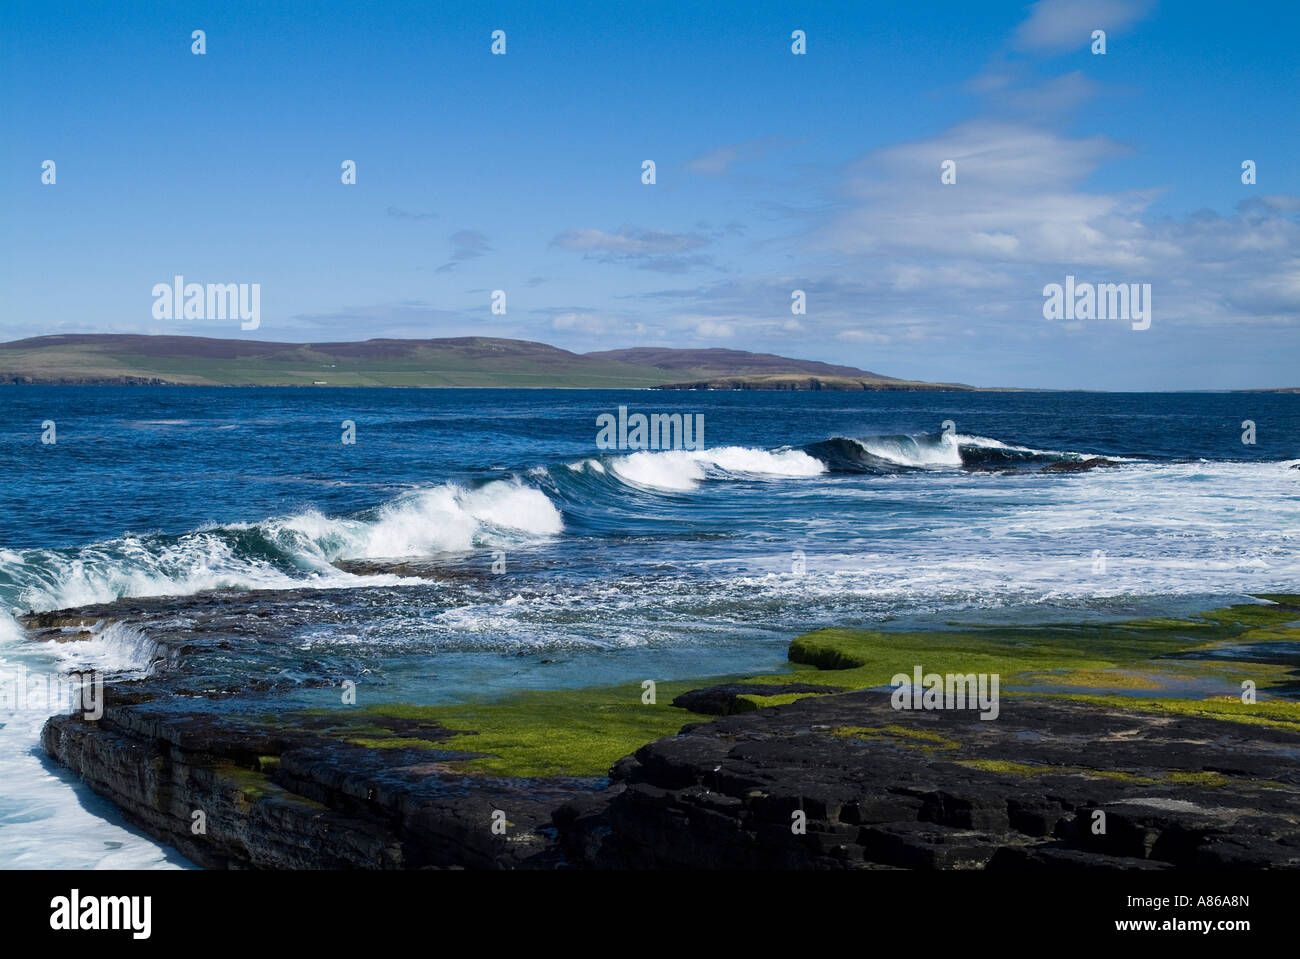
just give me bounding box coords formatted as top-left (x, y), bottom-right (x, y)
top-left (0, 333), bottom-right (977, 390)
top-left (584, 347), bottom-right (897, 381)
top-left (0, 334), bottom-right (670, 388)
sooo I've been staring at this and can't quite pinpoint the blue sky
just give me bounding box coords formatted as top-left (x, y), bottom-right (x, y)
top-left (2, 0), bottom-right (1297, 389)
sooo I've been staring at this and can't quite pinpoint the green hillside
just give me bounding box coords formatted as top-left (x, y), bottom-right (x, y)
top-left (0, 334), bottom-right (976, 390)
top-left (0, 335), bottom-right (670, 388)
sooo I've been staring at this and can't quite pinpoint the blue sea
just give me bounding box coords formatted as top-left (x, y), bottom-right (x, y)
top-left (1, 386), bottom-right (1298, 868)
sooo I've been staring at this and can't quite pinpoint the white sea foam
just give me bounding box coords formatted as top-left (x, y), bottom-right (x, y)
top-left (0, 533), bottom-right (309, 616)
top-left (841, 432), bottom-right (1138, 468)
top-left (49, 621), bottom-right (159, 675)
top-left (0, 479), bottom-right (563, 618)
top-left (0, 611), bottom-right (22, 645)
top-left (850, 433), bottom-right (963, 467)
top-left (0, 623), bottom-right (183, 869)
top-left (956, 433), bottom-right (1139, 463)
top-left (608, 446), bottom-right (825, 490)
top-left (271, 479), bottom-right (562, 559)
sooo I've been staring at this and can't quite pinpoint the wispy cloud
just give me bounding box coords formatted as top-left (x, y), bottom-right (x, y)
top-left (450, 230), bottom-right (492, 258)
top-left (532, 305), bottom-right (658, 341)
top-left (551, 225), bottom-right (713, 273)
top-left (1013, 0), bottom-right (1156, 53)
top-left (822, 120), bottom-right (1150, 268)
top-left (435, 230), bottom-right (494, 273)
top-left (810, 114), bottom-right (1300, 332)
top-left (685, 136), bottom-right (791, 175)
top-left (590, 0), bottom-right (1297, 370)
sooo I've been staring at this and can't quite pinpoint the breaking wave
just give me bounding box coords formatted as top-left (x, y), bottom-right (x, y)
top-left (0, 479), bottom-right (562, 617)
top-left (806, 432), bottom-right (1137, 472)
top-left (49, 621), bottom-right (160, 676)
top-left (0, 431), bottom-right (1260, 621)
top-left (602, 446), bottom-right (825, 491)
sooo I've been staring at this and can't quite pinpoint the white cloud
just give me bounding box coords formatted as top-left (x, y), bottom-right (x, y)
top-left (1013, 0), bottom-right (1155, 53)
top-left (694, 319), bottom-right (735, 339)
top-left (821, 120), bottom-right (1157, 270)
top-left (551, 312), bottom-right (608, 334)
top-left (837, 330), bottom-right (891, 344)
top-left (551, 225), bottom-right (713, 273)
top-left (685, 136), bottom-right (789, 175)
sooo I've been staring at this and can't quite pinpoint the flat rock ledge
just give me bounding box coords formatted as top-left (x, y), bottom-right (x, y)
top-left (43, 687), bottom-right (1300, 869)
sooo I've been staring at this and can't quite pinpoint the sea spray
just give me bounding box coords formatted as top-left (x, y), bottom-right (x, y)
top-left (0, 480), bottom-right (563, 617)
top-left (606, 447), bottom-right (824, 491)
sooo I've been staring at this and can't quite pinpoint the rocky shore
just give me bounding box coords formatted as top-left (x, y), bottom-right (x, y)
top-left (31, 593), bottom-right (1300, 869)
top-left (41, 680), bottom-right (1300, 869)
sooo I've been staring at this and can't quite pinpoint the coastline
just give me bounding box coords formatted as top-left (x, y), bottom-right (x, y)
top-left (34, 592), bottom-right (1300, 869)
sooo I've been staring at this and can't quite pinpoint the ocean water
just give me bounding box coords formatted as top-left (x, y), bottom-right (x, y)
top-left (1, 386), bottom-right (1298, 868)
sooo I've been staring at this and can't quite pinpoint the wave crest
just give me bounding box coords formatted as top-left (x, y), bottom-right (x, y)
top-left (0, 479), bottom-right (562, 616)
top-left (605, 446), bottom-right (825, 491)
top-left (807, 431), bottom-right (1133, 472)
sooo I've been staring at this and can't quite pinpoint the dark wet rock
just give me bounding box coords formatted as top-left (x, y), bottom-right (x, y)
top-left (576, 691), bottom-right (1300, 869)
top-left (20, 611), bottom-right (107, 629)
top-left (44, 685), bottom-right (1300, 869)
top-left (989, 845), bottom-right (1168, 870)
top-left (670, 682), bottom-right (844, 715)
top-left (1042, 457), bottom-right (1119, 473)
top-left (964, 465), bottom-right (1030, 475)
top-left (860, 822), bottom-right (1015, 869)
top-left (331, 559), bottom-right (483, 582)
top-left (34, 591), bottom-right (1300, 870)
top-left (19, 611), bottom-right (113, 644)
top-left (42, 691), bottom-right (597, 869)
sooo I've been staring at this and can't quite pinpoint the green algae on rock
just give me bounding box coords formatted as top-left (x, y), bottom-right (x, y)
top-left (35, 593), bottom-right (1300, 868)
top-left (295, 595), bottom-right (1300, 777)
